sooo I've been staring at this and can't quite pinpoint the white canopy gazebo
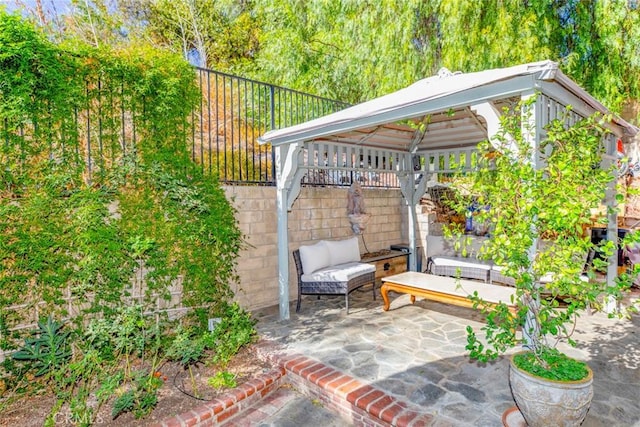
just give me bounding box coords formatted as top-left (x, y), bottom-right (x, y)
top-left (258, 60), bottom-right (639, 320)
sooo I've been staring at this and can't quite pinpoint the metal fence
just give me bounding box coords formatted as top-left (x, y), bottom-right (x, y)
top-left (191, 68), bottom-right (350, 185)
top-left (3, 66), bottom-right (398, 188)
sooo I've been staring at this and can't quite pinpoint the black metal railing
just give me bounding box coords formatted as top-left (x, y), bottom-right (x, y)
top-left (191, 68), bottom-right (350, 184)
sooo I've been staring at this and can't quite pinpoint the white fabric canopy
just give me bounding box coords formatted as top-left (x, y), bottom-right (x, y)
top-left (259, 60), bottom-right (637, 150)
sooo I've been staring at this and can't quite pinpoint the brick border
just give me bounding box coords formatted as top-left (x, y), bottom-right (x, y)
top-left (155, 340), bottom-right (434, 427)
top-left (152, 363), bottom-right (286, 427)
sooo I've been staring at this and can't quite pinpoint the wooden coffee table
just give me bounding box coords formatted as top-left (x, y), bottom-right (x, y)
top-left (380, 271), bottom-right (517, 314)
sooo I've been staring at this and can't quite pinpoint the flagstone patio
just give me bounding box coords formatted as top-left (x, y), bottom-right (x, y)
top-left (253, 287), bottom-right (640, 426)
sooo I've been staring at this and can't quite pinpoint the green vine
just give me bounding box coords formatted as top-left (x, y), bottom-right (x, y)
top-left (0, 12), bottom-right (247, 422)
top-left (1, 9), bottom-right (243, 334)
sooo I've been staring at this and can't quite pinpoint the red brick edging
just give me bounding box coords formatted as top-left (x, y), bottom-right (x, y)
top-left (155, 339), bottom-right (434, 426)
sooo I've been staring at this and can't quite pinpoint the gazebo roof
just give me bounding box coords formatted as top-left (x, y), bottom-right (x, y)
top-left (259, 60), bottom-right (638, 152)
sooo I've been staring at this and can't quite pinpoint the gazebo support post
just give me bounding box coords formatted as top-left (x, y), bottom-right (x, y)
top-left (274, 142), bottom-right (303, 321)
top-left (605, 136), bottom-right (619, 313)
top-left (398, 154), bottom-right (428, 272)
top-left (276, 184), bottom-right (289, 320)
top-left (407, 169), bottom-right (418, 272)
top-left (522, 92), bottom-right (542, 348)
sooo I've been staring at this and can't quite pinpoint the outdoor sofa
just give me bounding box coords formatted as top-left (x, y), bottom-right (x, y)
top-left (426, 254), bottom-right (584, 286)
top-left (293, 237), bottom-right (376, 313)
top-left (426, 255), bottom-right (519, 285)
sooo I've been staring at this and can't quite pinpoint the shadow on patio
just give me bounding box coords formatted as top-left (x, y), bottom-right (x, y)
top-left (253, 286), bottom-right (640, 426)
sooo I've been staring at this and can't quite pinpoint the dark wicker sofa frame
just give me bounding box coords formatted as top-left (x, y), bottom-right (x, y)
top-left (293, 249), bottom-right (376, 314)
top-left (425, 256), bottom-right (492, 282)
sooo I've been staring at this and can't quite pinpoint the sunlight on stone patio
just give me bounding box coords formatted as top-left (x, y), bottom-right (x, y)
top-left (254, 287), bottom-right (640, 426)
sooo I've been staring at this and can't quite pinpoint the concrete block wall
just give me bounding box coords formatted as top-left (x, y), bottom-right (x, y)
top-left (223, 186), bottom-right (279, 311)
top-left (224, 186), bottom-right (406, 312)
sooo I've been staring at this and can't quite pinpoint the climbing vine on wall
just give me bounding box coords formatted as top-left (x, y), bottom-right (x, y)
top-left (0, 10), bottom-right (244, 348)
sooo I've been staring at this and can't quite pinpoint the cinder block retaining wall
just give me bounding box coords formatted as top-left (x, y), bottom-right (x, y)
top-left (223, 186), bottom-right (407, 312)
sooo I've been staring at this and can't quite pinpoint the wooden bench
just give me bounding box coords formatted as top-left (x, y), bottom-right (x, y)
top-left (380, 272), bottom-right (517, 314)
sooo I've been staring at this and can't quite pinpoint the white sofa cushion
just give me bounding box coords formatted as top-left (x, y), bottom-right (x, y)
top-left (325, 237), bottom-right (361, 266)
top-left (298, 241), bottom-right (331, 275)
top-left (431, 255), bottom-right (492, 270)
top-left (301, 262), bottom-right (375, 283)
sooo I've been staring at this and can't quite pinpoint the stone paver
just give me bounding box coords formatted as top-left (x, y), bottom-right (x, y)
top-left (236, 387), bottom-right (351, 427)
top-left (254, 287), bottom-right (640, 426)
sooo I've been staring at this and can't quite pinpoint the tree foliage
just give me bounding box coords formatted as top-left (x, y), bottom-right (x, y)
top-left (49, 0), bottom-right (260, 70)
top-left (448, 100), bottom-right (638, 376)
top-left (438, 0), bottom-right (556, 71)
top-left (248, 0), bottom-right (443, 103)
top-left (20, 0), bottom-right (640, 119)
top-left (126, 0), bottom-right (259, 69)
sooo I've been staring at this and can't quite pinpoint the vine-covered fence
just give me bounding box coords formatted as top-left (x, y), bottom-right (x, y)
top-left (0, 18), bottom-right (245, 358)
top-left (1, 16), bottom-right (265, 419)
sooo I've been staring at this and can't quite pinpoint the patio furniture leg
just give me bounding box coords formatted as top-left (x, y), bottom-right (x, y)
top-left (381, 283), bottom-right (391, 311)
top-left (345, 294), bottom-right (349, 314)
top-left (296, 292), bottom-right (301, 313)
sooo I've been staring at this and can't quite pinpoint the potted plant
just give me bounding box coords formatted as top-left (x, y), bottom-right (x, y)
top-left (447, 99), bottom-right (639, 427)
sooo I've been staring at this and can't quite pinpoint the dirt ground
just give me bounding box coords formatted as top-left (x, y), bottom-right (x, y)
top-left (0, 344), bottom-right (272, 427)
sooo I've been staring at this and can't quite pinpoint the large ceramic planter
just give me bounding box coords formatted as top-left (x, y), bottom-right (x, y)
top-left (509, 353), bottom-right (593, 427)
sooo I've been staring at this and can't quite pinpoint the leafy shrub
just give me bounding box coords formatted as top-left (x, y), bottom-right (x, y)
top-left (165, 328), bottom-right (206, 367)
top-left (84, 305), bottom-right (164, 368)
top-left (207, 371), bottom-right (237, 389)
top-left (513, 349), bottom-right (589, 382)
top-left (111, 369), bottom-right (163, 420)
top-left (12, 316), bottom-right (72, 377)
top-left (210, 302), bottom-right (257, 365)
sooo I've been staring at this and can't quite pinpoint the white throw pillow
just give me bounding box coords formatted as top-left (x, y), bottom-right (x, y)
top-left (326, 237), bottom-right (361, 266)
top-left (298, 241), bottom-right (331, 275)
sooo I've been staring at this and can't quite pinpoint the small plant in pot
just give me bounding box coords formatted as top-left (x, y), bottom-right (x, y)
top-left (447, 99), bottom-right (639, 427)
